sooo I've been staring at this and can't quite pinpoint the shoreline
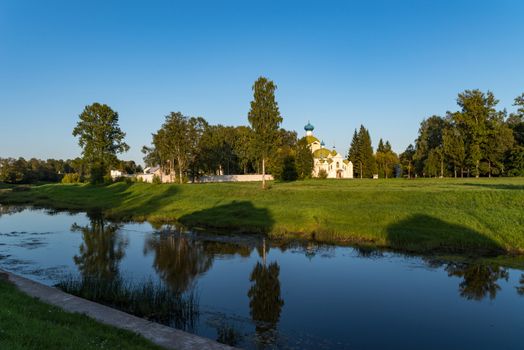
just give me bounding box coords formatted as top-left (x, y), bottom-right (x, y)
top-left (1, 269), bottom-right (234, 350)
top-left (1, 178), bottom-right (523, 256)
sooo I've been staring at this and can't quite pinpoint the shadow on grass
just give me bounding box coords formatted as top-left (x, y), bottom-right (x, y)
top-left (178, 200), bottom-right (274, 234)
top-left (387, 214), bottom-right (504, 255)
top-left (462, 182), bottom-right (524, 190)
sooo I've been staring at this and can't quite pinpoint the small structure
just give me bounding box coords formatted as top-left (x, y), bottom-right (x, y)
top-left (110, 170), bottom-right (124, 179)
top-left (136, 166), bottom-right (173, 183)
top-left (304, 121), bottom-right (353, 179)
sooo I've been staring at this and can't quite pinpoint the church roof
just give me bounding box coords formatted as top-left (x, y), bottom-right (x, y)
top-left (313, 148), bottom-right (331, 158)
top-left (304, 121), bottom-right (314, 131)
top-left (306, 135), bottom-right (320, 144)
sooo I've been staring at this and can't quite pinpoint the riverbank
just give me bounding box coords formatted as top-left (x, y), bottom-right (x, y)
top-left (0, 272), bottom-right (163, 350)
top-left (1, 178), bottom-right (523, 255)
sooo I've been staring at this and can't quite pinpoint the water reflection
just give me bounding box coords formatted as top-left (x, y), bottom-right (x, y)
top-left (2, 206), bottom-right (524, 350)
top-left (248, 241), bottom-right (284, 346)
top-left (72, 213), bottom-right (127, 282)
top-left (517, 274), bottom-right (524, 296)
top-left (425, 258), bottom-right (510, 301)
top-left (144, 233), bottom-right (213, 293)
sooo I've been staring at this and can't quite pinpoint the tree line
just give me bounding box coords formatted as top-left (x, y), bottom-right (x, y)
top-left (3, 83), bottom-right (523, 184)
top-left (0, 156), bottom-right (142, 184)
top-left (347, 90), bottom-right (524, 179)
top-left (141, 77), bottom-right (313, 186)
top-left (400, 90), bottom-right (524, 178)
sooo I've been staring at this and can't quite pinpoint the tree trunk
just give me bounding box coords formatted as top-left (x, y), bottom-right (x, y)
top-left (440, 158), bottom-right (444, 178)
top-left (488, 160), bottom-right (491, 178)
top-left (475, 160), bottom-right (479, 179)
top-left (360, 161), bottom-right (363, 179)
top-left (454, 166), bottom-right (457, 178)
top-left (262, 157), bottom-right (266, 189)
top-left (177, 156), bottom-right (183, 184)
top-left (461, 167), bottom-right (463, 178)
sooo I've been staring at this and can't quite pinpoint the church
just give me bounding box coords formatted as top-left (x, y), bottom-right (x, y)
top-left (304, 122), bottom-right (353, 179)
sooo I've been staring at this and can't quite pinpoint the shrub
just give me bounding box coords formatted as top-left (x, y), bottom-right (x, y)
top-left (317, 169), bottom-right (328, 179)
top-left (61, 173), bottom-right (80, 184)
top-left (281, 155), bottom-right (298, 181)
top-left (152, 174), bottom-right (162, 184)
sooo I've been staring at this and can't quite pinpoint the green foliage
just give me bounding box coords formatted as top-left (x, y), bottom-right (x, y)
top-left (399, 144), bottom-right (415, 178)
top-left (248, 77), bottom-right (283, 187)
top-left (348, 125), bottom-right (376, 178)
top-left (317, 169), bottom-right (328, 179)
top-left (280, 155), bottom-right (298, 181)
top-left (61, 173), bottom-right (80, 184)
top-left (376, 139), bottom-right (399, 178)
top-left (73, 103), bottom-right (129, 182)
top-left (295, 137), bottom-right (314, 179)
top-left (0, 157), bottom-right (74, 184)
top-left (152, 175), bottom-right (162, 184)
top-left (411, 90), bottom-right (523, 178)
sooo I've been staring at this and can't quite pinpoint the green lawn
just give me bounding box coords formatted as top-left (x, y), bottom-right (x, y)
top-left (1, 178), bottom-right (523, 254)
top-left (0, 277), bottom-right (163, 350)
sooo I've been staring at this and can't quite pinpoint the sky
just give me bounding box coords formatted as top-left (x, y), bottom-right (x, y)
top-left (1, 0), bottom-right (523, 164)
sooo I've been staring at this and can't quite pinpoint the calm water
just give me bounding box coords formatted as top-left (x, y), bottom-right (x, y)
top-left (1, 206), bottom-right (523, 350)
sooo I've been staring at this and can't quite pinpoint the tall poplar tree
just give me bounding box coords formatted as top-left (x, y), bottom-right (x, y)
top-left (72, 103), bottom-right (129, 183)
top-left (247, 77), bottom-right (283, 188)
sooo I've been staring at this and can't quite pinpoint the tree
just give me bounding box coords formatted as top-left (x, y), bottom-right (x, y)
top-left (247, 77), bottom-right (283, 189)
top-left (376, 139), bottom-right (399, 178)
top-left (399, 144), bottom-right (415, 178)
top-left (348, 129), bottom-right (362, 178)
top-left (453, 90), bottom-right (499, 177)
top-left (72, 103), bottom-right (129, 183)
top-left (295, 137), bottom-right (314, 179)
top-left (233, 126), bottom-right (256, 174)
top-left (414, 115), bottom-right (446, 177)
top-left (150, 112), bottom-right (207, 183)
top-left (348, 126), bottom-right (376, 178)
top-left (442, 122), bottom-right (466, 178)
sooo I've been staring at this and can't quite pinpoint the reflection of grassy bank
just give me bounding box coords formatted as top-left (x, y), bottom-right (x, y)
top-left (0, 276), bottom-right (163, 350)
top-left (1, 178), bottom-right (524, 254)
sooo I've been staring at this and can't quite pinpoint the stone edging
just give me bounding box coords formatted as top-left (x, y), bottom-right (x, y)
top-left (1, 269), bottom-right (235, 350)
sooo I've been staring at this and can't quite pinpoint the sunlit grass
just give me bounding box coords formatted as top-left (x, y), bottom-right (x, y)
top-left (1, 177), bottom-right (524, 254)
top-left (0, 277), bottom-right (164, 350)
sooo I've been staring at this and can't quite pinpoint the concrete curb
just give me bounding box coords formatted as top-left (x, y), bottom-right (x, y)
top-left (1, 269), bottom-right (235, 350)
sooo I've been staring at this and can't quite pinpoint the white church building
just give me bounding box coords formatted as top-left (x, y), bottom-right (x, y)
top-left (304, 122), bottom-right (353, 179)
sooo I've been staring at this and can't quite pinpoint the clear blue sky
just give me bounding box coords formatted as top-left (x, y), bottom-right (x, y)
top-left (1, 0), bottom-right (523, 164)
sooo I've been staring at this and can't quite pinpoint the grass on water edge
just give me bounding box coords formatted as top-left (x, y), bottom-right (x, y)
top-left (1, 177), bottom-right (523, 255)
top-left (0, 274), bottom-right (164, 350)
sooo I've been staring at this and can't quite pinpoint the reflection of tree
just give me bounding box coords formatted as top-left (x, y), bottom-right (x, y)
top-left (446, 263), bottom-right (509, 301)
top-left (144, 234), bottom-right (213, 293)
top-left (203, 241), bottom-right (252, 257)
top-left (517, 274), bottom-right (524, 296)
top-left (248, 261), bottom-right (284, 345)
top-left (72, 214), bottom-right (127, 282)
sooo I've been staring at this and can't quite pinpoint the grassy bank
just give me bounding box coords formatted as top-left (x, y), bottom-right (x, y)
top-left (1, 178), bottom-right (523, 254)
top-left (0, 275), bottom-right (163, 350)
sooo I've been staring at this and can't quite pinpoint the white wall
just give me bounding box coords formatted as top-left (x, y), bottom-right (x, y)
top-left (197, 174), bottom-right (274, 183)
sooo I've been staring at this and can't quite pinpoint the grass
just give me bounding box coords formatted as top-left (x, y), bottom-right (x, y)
top-left (57, 276), bottom-right (199, 331)
top-left (1, 178), bottom-right (524, 254)
top-left (0, 276), bottom-right (164, 350)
